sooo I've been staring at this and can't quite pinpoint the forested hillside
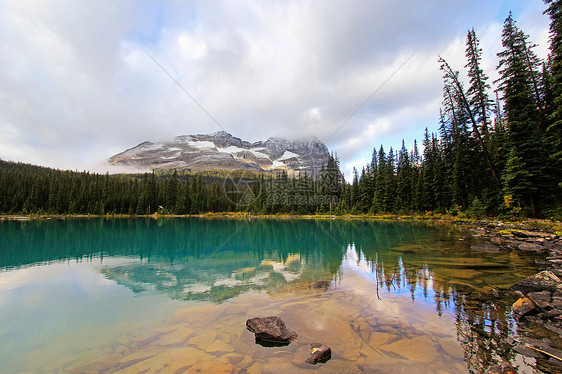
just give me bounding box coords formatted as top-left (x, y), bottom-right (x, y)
top-left (1, 6), bottom-right (561, 218)
top-left (0, 158), bottom-right (342, 215)
top-left (0, 161), bottom-right (249, 214)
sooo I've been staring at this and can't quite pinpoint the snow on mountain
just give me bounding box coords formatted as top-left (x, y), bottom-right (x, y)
top-left (277, 151), bottom-right (299, 161)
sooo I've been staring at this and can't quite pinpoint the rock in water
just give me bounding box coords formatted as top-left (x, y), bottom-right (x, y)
top-left (246, 316), bottom-right (297, 345)
top-left (470, 244), bottom-right (501, 253)
top-left (518, 243), bottom-right (544, 252)
top-left (305, 343), bottom-right (331, 364)
top-left (485, 363), bottom-right (517, 373)
top-left (512, 298), bottom-right (536, 316)
top-left (509, 271), bottom-right (562, 294)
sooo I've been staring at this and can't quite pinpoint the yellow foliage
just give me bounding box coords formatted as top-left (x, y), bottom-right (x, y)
top-left (504, 195), bottom-right (513, 208)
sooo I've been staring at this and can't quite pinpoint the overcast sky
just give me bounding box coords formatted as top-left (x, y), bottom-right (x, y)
top-left (0, 0), bottom-right (551, 179)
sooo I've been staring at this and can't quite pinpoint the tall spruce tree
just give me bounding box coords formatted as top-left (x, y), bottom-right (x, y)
top-left (496, 13), bottom-right (551, 215)
top-left (410, 140), bottom-right (422, 211)
top-left (544, 0), bottom-right (562, 188)
top-left (351, 167), bottom-right (360, 210)
top-left (373, 146), bottom-right (387, 212)
top-left (421, 129), bottom-right (435, 211)
top-left (466, 28), bottom-right (493, 137)
top-left (396, 140), bottom-right (412, 211)
top-left (384, 148), bottom-right (397, 211)
top-left (359, 166), bottom-right (374, 212)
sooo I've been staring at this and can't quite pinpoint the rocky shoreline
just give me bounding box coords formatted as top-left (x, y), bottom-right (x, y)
top-left (456, 221), bottom-right (562, 372)
top-left (463, 221), bottom-right (561, 262)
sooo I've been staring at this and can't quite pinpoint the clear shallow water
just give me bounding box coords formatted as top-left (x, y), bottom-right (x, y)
top-left (0, 218), bottom-right (544, 373)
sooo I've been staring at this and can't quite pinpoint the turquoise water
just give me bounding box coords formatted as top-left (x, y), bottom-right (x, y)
top-left (0, 218), bottom-right (544, 373)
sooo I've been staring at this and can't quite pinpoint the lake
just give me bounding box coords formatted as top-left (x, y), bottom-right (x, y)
top-left (0, 217), bottom-right (546, 373)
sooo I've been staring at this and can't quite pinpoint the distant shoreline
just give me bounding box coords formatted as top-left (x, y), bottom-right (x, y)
top-left (1, 212), bottom-right (560, 230)
top-left (0, 212), bottom-right (488, 221)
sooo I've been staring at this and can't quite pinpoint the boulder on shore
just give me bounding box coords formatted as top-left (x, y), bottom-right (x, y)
top-left (246, 316), bottom-right (297, 345)
top-left (509, 271), bottom-right (562, 294)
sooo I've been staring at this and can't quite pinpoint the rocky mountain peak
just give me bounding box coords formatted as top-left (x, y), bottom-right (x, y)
top-left (108, 132), bottom-right (330, 176)
top-left (210, 130), bottom-right (232, 137)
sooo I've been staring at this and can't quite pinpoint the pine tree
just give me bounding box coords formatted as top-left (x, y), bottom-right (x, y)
top-left (466, 28), bottom-right (493, 136)
top-left (431, 135), bottom-right (449, 211)
top-left (351, 167), bottom-right (359, 211)
top-left (136, 174), bottom-right (149, 214)
top-left (166, 170), bottom-right (179, 213)
top-left (396, 140), bottom-right (412, 212)
top-left (147, 171), bottom-right (157, 213)
top-left (174, 180), bottom-right (189, 214)
top-left (496, 13), bottom-right (551, 215)
top-left (373, 146), bottom-right (387, 212)
top-left (544, 0), bottom-right (562, 187)
top-left (383, 147), bottom-right (397, 211)
top-left (369, 147), bottom-right (378, 211)
top-left (358, 167), bottom-right (373, 213)
top-left (490, 92), bottom-right (510, 173)
top-left (503, 149), bottom-right (534, 206)
top-left (410, 140), bottom-right (422, 211)
top-left (541, 60), bottom-right (555, 122)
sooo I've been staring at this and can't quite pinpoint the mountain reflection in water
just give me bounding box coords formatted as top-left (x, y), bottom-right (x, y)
top-left (0, 218), bottom-right (550, 372)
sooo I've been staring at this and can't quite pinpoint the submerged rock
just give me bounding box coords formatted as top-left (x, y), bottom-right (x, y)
top-left (379, 336), bottom-right (439, 363)
top-left (305, 343), bottom-right (331, 364)
top-left (471, 244), bottom-right (501, 253)
top-left (292, 343), bottom-right (332, 366)
top-left (509, 271), bottom-right (562, 294)
top-left (518, 242), bottom-right (544, 252)
top-left (246, 316), bottom-right (297, 345)
top-left (273, 280), bottom-right (331, 296)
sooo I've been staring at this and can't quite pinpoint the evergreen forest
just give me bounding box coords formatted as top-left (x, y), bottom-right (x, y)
top-left (1, 6), bottom-right (562, 219)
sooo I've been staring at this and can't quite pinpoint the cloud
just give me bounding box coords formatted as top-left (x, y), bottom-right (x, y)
top-left (0, 0), bottom-right (550, 179)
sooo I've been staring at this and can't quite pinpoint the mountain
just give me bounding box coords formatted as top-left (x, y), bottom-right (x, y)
top-left (108, 131), bottom-right (330, 175)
